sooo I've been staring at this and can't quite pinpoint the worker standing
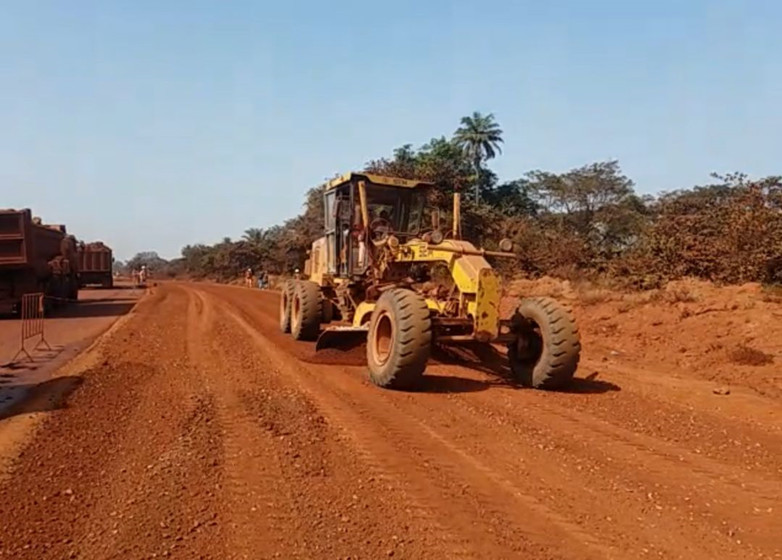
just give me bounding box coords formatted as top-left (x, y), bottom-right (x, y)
top-left (244, 267), bottom-right (253, 288)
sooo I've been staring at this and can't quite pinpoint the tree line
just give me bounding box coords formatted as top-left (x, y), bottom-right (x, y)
top-left (128, 112), bottom-right (782, 288)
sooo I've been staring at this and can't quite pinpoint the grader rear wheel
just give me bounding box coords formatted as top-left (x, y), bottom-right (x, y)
top-left (366, 289), bottom-right (432, 390)
top-left (508, 296), bottom-right (581, 390)
top-left (279, 280), bottom-right (296, 333)
top-left (291, 281), bottom-right (322, 341)
top-left (321, 297), bottom-right (334, 324)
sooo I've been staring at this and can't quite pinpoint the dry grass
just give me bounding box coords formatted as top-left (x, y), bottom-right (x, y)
top-left (580, 288), bottom-right (613, 305)
top-left (663, 288), bottom-right (699, 304)
top-left (760, 285), bottom-right (782, 303)
top-left (728, 344), bottom-right (774, 366)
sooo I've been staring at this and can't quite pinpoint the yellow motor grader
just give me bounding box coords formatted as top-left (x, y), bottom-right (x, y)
top-left (279, 172), bottom-right (581, 390)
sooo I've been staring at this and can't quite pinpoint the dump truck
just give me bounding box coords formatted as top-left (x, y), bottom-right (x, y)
top-left (279, 172), bottom-right (581, 391)
top-left (0, 208), bottom-right (80, 314)
top-left (78, 241), bottom-right (113, 288)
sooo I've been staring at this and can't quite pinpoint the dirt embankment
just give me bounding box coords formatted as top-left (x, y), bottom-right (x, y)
top-left (506, 277), bottom-right (782, 400)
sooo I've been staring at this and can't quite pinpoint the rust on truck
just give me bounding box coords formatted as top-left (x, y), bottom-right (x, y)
top-left (78, 241), bottom-right (114, 288)
top-left (0, 208), bottom-right (80, 314)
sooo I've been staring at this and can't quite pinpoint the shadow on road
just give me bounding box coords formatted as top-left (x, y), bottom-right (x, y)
top-left (432, 344), bottom-right (514, 378)
top-left (1, 346), bottom-right (63, 372)
top-left (0, 375), bottom-right (84, 421)
top-left (559, 375), bottom-right (621, 394)
top-left (75, 296), bottom-right (137, 304)
top-left (50, 300), bottom-right (135, 319)
top-left (80, 285), bottom-right (134, 291)
top-left (0, 293), bottom-right (138, 321)
top-left (417, 374), bottom-right (507, 393)
top-left (430, 344), bottom-right (621, 395)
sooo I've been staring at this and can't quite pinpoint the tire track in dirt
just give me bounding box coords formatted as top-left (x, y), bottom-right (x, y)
top-left (387, 376), bottom-right (780, 559)
top-left (214, 287), bottom-right (617, 559)
top-left (186, 288), bottom-right (305, 559)
top-left (209, 283), bottom-right (782, 560)
top-left (578, 359), bottom-right (782, 437)
top-left (383, 358), bottom-right (782, 558)
top-left (193, 287), bottom-right (476, 559)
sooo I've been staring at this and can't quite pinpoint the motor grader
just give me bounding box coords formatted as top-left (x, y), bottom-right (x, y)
top-left (279, 172), bottom-right (581, 390)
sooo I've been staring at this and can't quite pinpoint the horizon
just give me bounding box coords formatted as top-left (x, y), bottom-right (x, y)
top-left (2, 0), bottom-right (780, 261)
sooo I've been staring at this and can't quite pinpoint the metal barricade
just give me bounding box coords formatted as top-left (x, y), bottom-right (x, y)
top-left (12, 293), bottom-right (52, 362)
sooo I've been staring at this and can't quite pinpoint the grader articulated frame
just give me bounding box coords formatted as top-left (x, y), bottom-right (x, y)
top-left (279, 172), bottom-right (581, 390)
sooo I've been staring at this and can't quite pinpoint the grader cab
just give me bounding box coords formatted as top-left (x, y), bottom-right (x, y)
top-left (280, 172), bottom-right (581, 391)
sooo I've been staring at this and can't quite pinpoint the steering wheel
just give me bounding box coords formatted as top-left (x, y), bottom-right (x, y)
top-left (368, 217), bottom-right (392, 242)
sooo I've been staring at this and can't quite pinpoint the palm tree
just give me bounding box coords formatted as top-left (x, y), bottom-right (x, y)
top-left (242, 228), bottom-right (264, 245)
top-left (453, 112), bottom-right (504, 201)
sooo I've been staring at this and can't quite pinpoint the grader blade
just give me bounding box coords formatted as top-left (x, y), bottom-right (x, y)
top-left (315, 325), bottom-right (369, 351)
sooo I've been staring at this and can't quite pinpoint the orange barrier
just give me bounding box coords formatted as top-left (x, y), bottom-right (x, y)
top-left (11, 293), bottom-right (52, 363)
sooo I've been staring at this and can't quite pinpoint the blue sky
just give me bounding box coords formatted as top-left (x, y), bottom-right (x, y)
top-left (1, 0), bottom-right (779, 260)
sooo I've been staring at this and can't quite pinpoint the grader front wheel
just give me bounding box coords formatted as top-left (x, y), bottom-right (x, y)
top-left (367, 289), bottom-right (432, 390)
top-left (508, 297), bottom-right (581, 390)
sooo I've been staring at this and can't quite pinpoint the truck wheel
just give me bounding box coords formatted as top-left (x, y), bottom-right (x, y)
top-left (279, 280), bottom-right (296, 333)
top-left (508, 297), bottom-right (581, 390)
top-left (367, 289), bottom-right (432, 390)
top-left (291, 281), bottom-right (321, 341)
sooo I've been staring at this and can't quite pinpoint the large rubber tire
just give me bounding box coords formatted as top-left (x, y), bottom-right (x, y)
top-left (279, 280), bottom-right (296, 333)
top-left (366, 289), bottom-right (432, 390)
top-left (508, 297), bottom-right (581, 390)
top-left (321, 297), bottom-right (334, 324)
top-left (291, 281), bottom-right (322, 341)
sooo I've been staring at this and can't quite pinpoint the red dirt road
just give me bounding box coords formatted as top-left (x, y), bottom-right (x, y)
top-left (0, 286), bottom-right (141, 412)
top-left (0, 282), bottom-right (780, 559)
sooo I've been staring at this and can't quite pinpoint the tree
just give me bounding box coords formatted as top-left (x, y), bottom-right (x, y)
top-left (453, 112), bottom-right (504, 201)
top-left (623, 174), bottom-right (782, 284)
top-left (242, 228), bottom-right (265, 245)
top-left (125, 251), bottom-right (174, 277)
top-left (524, 161), bottom-right (647, 258)
top-left (365, 136), bottom-right (476, 210)
top-left (482, 179), bottom-right (539, 217)
top-left (364, 144), bottom-right (418, 180)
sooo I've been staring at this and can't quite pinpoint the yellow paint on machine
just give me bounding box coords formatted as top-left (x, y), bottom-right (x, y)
top-left (352, 299), bottom-right (446, 328)
top-left (324, 172), bottom-right (433, 191)
top-left (474, 268), bottom-right (501, 341)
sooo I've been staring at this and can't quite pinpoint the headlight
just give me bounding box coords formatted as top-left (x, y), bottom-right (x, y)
top-left (499, 238), bottom-right (513, 252)
top-left (430, 230), bottom-right (444, 244)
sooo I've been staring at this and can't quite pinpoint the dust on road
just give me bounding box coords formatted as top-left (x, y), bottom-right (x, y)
top-left (0, 282), bottom-right (779, 559)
